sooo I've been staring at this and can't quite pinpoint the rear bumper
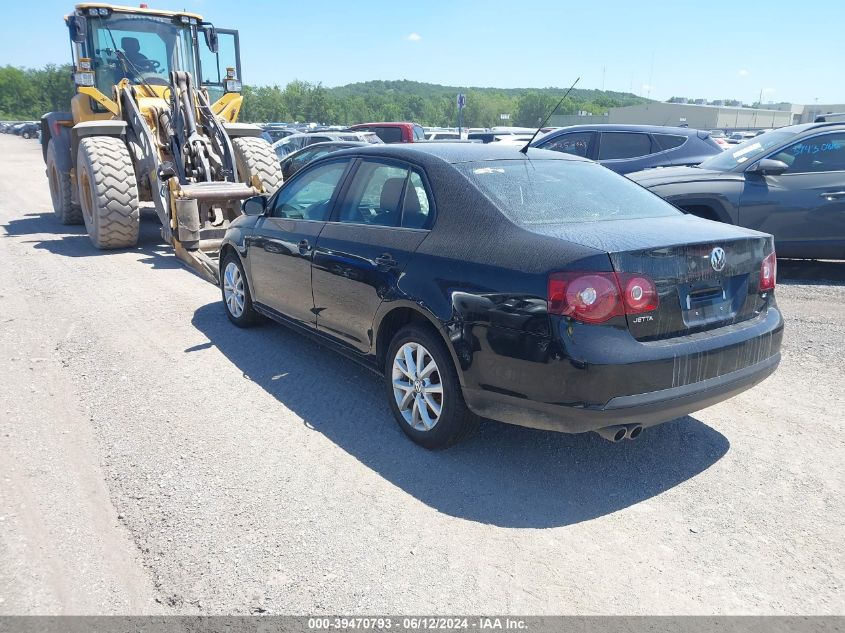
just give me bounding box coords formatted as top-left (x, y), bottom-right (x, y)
top-left (462, 306), bottom-right (783, 434)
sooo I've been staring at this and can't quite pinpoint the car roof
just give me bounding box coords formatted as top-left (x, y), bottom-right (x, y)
top-left (349, 122), bottom-right (417, 128)
top-left (326, 141), bottom-right (590, 165)
top-left (542, 123), bottom-right (705, 136)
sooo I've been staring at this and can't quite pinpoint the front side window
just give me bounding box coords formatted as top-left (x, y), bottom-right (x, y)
top-left (540, 131), bottom-right (594, 158)
top-left (770, 133), bottom-right (845, 174)
top-left (271, 161), bottom-right (348, 220)
top-left (337, 161), bottom-right (409, 227)
top-left (598, 132), bottom-right (652, 160)
top-left (456, 160), bottom-right (680, 225)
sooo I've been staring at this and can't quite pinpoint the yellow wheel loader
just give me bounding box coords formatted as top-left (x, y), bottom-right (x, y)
top-left (41, 3), bottom-right (282, 283)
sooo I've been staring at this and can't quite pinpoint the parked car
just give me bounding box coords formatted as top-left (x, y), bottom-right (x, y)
top-left (726, 131), bottom-right (757, 144)
top-left (709, 130), bottom-right (730, 149)
top-left (348, 122), bottom-right (426, 143)
top-left (262, 125), bottom-right (298, 143)
top-left (272, 131), bottom-right (381, 158)
top-left (531, 124), bottom-right (723, 174)
top-left (218, 143), bottom-right (783, 448)
top-left (425, 130), bottom-right (462, 140)
top-left (627, 121), bottom-right (845, 259)
top-left (17, 122), bottom-right (39, 139)
top-left (467, 130), bottom-right (531, 144)
top-left (279, 141), bottom-right (367, 180)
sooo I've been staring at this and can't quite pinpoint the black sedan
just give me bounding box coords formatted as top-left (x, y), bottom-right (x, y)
top-left (532, 124), bottom-right (723, 174)
top-left (218, 143), bottom-right (783, 448)
top-left (279, 141), bottom-right (367, 181)
top-left (628, 121), bottom-right (845, 259)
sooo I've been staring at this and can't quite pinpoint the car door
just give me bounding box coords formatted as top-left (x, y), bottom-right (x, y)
top-left (537, 130), bottom-right (597, 159)
top-left (246, 159), bottom-right (352, 326)
top-left (311, 159), bottom-right (433, 352)
top-left (738, 132), bottom-right (845, 258)
top-left (597, 131), bottom-right (655, 173)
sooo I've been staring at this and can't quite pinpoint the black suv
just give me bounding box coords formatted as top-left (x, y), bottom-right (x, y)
top-left (532, 124), bottom-right (723, 174)
top-left (628, 121), bottom-right (845, 260)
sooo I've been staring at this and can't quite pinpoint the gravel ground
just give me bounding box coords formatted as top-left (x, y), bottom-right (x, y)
top-left (0, 135), bottom-right (842, 615)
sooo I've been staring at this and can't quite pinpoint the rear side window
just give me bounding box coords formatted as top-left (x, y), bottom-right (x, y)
top-left (598, 132), bottom-right (653, 160)
top-left (653, 134), bottom-right (687, 151)
top-left (336, 160), bottom-right (409, 226)
top-left (541, 131), bottom-right (595, 158)
top-left (375, 127), bottom-right (403, 143)
top-left (402, 172), bottom-right (432, 229)
top-left (456, 160), bottom-right (679, 225)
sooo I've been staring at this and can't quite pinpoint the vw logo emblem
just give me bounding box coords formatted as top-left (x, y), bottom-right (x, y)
top-left (710, 247), bottom-right (727, 272)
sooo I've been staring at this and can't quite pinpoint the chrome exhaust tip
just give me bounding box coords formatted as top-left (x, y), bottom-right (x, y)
top-left (596, 425), bottom-right (627, 443)
top-left (626, 424), bottom-right (644, 440)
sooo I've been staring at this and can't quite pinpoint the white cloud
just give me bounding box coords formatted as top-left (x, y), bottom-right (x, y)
top-left (763, 87), bottom-right (775, 94)
top-left (406, 32), bottom-right (422, 42)
top-left (641, 83), bottom-right (654, 92)
top-left (738, 69), bottom-right (749, 77)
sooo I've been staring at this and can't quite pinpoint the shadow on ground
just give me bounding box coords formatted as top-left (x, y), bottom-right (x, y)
top-left (2, 210), bottom-right (184, 272)
top-left (778, 258), bottom-right (845, 285)
top-left (192, 302), bottom-right (730, 528)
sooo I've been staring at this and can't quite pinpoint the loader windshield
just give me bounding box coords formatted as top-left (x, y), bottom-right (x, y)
top-left (87, 13), bottom-right (197, 94)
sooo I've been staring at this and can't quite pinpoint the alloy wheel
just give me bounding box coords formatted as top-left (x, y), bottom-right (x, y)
top-left (392, 342), bottom-right (443, 431)
top-left (223, 261), bottom-right (246, 318)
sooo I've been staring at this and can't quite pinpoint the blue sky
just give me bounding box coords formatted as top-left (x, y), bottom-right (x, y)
top-left (2, 0), bottom-right (842, 105)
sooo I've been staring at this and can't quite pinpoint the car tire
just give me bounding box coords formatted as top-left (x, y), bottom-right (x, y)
top-left (22, 131), bottom-right (30, 139)
top-left (385, 324), bottom-right (480, 449)
top-left (220, 251), bottom-right (261, 327)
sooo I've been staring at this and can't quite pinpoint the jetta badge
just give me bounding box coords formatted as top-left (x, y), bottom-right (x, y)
top-left (710, 247), bottom-right (727, 272)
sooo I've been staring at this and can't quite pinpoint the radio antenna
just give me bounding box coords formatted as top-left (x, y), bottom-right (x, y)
top-left (520, 76), bottom-right (580, 154)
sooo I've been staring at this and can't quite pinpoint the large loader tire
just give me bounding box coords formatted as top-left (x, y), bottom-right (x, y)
top-left (231, 137), bottom-right (283, 194)
top-left (46, 141), bottom-right (82, 225)
top-left (76, 137), bottom-right (140, 250)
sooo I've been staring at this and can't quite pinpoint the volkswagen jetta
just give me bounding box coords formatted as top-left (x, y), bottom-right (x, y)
top-left (218, 143), bottom-right (783, 448)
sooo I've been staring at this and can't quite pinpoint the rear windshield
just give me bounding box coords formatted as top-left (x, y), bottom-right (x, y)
top-left (455, 159), bottom-right (680, 225)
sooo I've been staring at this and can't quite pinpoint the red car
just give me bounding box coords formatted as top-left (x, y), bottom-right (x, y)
top-left (348, 122), bottom-right (426, 143)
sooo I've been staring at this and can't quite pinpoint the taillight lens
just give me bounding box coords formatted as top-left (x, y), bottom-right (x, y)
top-left (548, 272), bottom-right (658, 324)
top-left (618, 274), bottom-right (659, 313)
top-left (760, 251), bottom-right (777, 292)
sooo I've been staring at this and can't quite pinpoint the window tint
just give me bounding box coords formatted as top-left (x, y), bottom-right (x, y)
top-left (653, 134), bottom-right (687, 151)
top-left (541, 131), bottom-right (594, 158)
top-left (336, 161), bottom-right (409, 226)
top-left (598, 132), bottom-right (652, 160)
top-left (771, 134), bottom-right (845, 174)
top-left (456, 160), bottom-right (679, 225)
top-left (375, 127), bottom-right (403, 143)
top-left (271, 161), bottom-right (347, 220)
top-left (402, 172), bottom-right (432, 229)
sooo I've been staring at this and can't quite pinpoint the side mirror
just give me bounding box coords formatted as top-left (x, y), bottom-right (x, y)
top-left (241, 195), bottom-right (267, 216)
top-left (202, 25), bottom-right (219, 54)
top-left (748, 158), bottom-right (789, 176)
top-left (67, 15), bottom-right (87, 44)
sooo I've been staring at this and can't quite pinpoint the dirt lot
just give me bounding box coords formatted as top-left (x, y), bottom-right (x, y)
top-left (0, 134), bottom-right (842, 615)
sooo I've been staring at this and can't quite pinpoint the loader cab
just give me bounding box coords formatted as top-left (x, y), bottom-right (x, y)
top-left (68, 5), bottom-right (241, 107)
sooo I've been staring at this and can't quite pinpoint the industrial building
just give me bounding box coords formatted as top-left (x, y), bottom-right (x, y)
top-left (607, 102), bottom-right (793, 130)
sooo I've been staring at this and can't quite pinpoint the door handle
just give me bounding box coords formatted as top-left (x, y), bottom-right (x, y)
top-left (375, 253), bottom-right (397, 270)
top-left (298, 239), bottom-right (311, 255)
top-left (820, 191), bottom-right (845, 200)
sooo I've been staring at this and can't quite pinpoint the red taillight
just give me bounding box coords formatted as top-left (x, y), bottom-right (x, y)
top-left (618, 274), bottom-right (658, 313)
top-left (548, 271), bottom-right (658, 324)
top-left (760, 251), bottom-right (777, 292)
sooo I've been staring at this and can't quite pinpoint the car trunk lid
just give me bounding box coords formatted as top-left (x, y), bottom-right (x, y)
top-left (528, 215), bottom-right (773, 340)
